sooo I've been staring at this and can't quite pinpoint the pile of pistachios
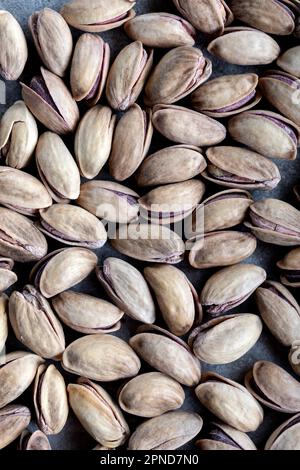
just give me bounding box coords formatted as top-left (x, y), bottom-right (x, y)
top-left (2, 0), bottom-right (300, 451)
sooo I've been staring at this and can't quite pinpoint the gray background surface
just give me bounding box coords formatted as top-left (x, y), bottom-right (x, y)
top-left (1, 0), bottom-right (300, 451)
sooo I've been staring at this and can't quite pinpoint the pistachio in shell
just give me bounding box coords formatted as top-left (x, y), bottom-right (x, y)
top-left (196, 422), bottom-right (257, 451)
top-left (0, 10), bottom-right (28, 80)
top-left (0, 405), bottom-right (31, 450)
top-left (277, 248), bottom-right (300, 287)
top-left (265, 413), bottom-right (300, 450)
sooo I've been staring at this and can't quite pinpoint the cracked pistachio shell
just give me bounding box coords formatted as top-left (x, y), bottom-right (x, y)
top-left (0, 294), bottom-right (8, 352)
top-left (186, 189), bottom-right (253, 239)
top-left (29, 8), bottom-right (73, 77)
top-left (75, 106), bottom-right (115, 180)
top-left (0, 101), bottom-right (38, 169)
top-left (189, 232), bottom-right (257, 269)
top-left (152, 104), bottom-right (226, 146)
top-left (124, 12), bottom-right (196, 47)
top-left (0, 207), bottom-right (47, 262)
top-left (128, 410), bottom-right (203, 450)
top-left (136, 144), bottom-right (206, 187)
top-left (230, 0), bottom-right (296, 35)
top-left (0, 405), bottom-right (31, 450)
top-left (33, 364), bottom-right (68, 435)
top-left (265, 413), bottom-right (300, 450)
top-left (245, 198), bottom-right (300, 246)
top-left (289, 341), bottom-right (300, 376)
top-left (118, 372), bottom-right (185, 418)
top-left (0, 11), bottom-right (27, 80)
top-left (0, 260), bottom-right (17, 293)
top-left (278, 248), bottom-right (300, 287)
top-left (0, 352), bottom-right (44, 408)
top-left (78, 180), bottom-right (139, 224)
top-left (96, 257), bottom-right (155, 324)
top-left (172, 0), bottom-right (233, 35)
top-left (255, 281), bottom-right (300, 346)
top-left (196, 372), bottom-right (264, 432)
top-left (228, 110), bottom-right (300, 160)
top-left (189, 314), bottom-right (262, 364)
top-left (38, 204), bottom-right (107, 249)
top-left (68, 377), bottom-right (129, 448)
top-left (61, 0), bottom-right (136, 33)
top-left (111, 224), bottom-right (185, 264)
top-left (196, 422), bottom-right (257, 451)
top-left (63, 334), bottom-right (141, 381)
top-left (30, 248), bottom-right (98, 298)
top-left (9, 285), bottom-right (65, 359)
top-left (19, 430), bottom-right (51, 450)
top-left (277, 46), bottom-right (300, 78)
top-left (203, 146), bottom-right (281, 189)
top-left (21, 67), bottom-right (80, 135)
top-left (71, 34), bottom-right (110, 105)
top-left (245, 361), bottom-right (300, 413)
top-left (36, 132), bottom-right (80, 203)
top-left (208, 27), bottom-right (280, 65)
top-left (191, 73), bottom-right (261, 118)
top-left (200, 264), bottom-right (267, 316)
top-left (145, 46), bottom-right (212, 107)
top-left (129, 325), bottom-right (201, 386)
top-left (0, 167), bottom-right (52, 216)
top-left (139, 180), bottom-right (205, 225)
top-left (52, 291), bottom-right (123, 334)
top-left (144, 265), bottom-right (202, 336)
top-left (109, 105), bottom-right (153, 181)
top-left (106, 41), bottom-right (153, 111)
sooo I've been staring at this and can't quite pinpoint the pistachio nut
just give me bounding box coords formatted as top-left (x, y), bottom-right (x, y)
top-left (139, 180), bottom-right (205, 225)
top-left (255, 281), bottom-right (300, 346)
top-left (0, 259), bottom-right (17, 293)
top-left (144, 46), bottom-right (212, 106)
top-left (0, 207), bottom-right (48, 262)
top-left (109, 104), bottom-right (153, 181)
top-left (172, 0), bottom-right (233, 35)
top-left (62, 334), bottom-right (141, 381)
top-left (202, 146), bottom-right (281, 190)
top-left (71, 34), bottom-right (110, 105)
top-left (136, 145), bottom-right (206, 187)
top-left (245, 199), bottom-right (300, 246)
top-left (0, 10), bottom-right (27, 80)
top-left (30, 247), bottom-right (98, 298)
top-left (33, 364), bottom-right (68, 435)
top-left (289, 341), bottom-right (300, 376)
top-left (191, 73), bottom-right (262, 118)
top-left (124, 12), bottom-right (196, 48)
top-left (245, 361), bottom-right (300, 413)
top-left (21, 67), bottom-right (80, 135)
top-left (152, 104), bottom-right (226, 147)
top-left (96, 257), bottom-right (155, 324)
top-left (19, 430), bottom-right (51, 451)
top-left (29, 8), bottom-right (73, 77)
top-left (36, 132), bottom-right (80, 203)
top-left (259, 70), bottom-right (300, 127)
top-left (200, 264), bottom-right (267, 316)
top-left (265, 413), bottom-right (300, 450)
top-left (230, 0), bottom-right (296, 35)
top-left (189, 232), bottom-right (257, 269)
top-left (0, 405), bottom-right (31, 450)
top-left (196, 372), bottom-right (264, 432)
top-left (128, 411), bottom-right (203, 450)
top-left (0, 351), bottom-right (44, 408)
top-left (277, 248), bottom-right (300, 287)
top-left (277, 46), bottom-right (300, 77)
top-left (38, 204), bottom-right (107, 249)
top-left (52, 290), bottom-right (124, 334)
top-left (0, 294), bottom-right (8, 352)
top-left (118, 372), bottom-right (185, 418)
top-left (207, 27), bottom-right (280, 65)
top-left (68, 377), bottom-right (129, 448)
top-left (77, 181), bottom-right (139, 224)
top-left (61, 0), bottom-right (136, 33)
top-left (129, 324), bottom-right (201, 386)
top-left (189, 313), bottom-right (262, 364)
top-left (111, 224), bottom-right (185, 264)
top-left (196, 422), bottom-right (257, 451)
top-left (106, 41), bottom-right (153, 111)
top-left (0, 101), bottom-right (38, 169)
top-left (9, 285), bottom-right (65, 359)
top-left (228, 110), bottom-right (300, 160)
top-left (143, 265), bottom-right (202, 336)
